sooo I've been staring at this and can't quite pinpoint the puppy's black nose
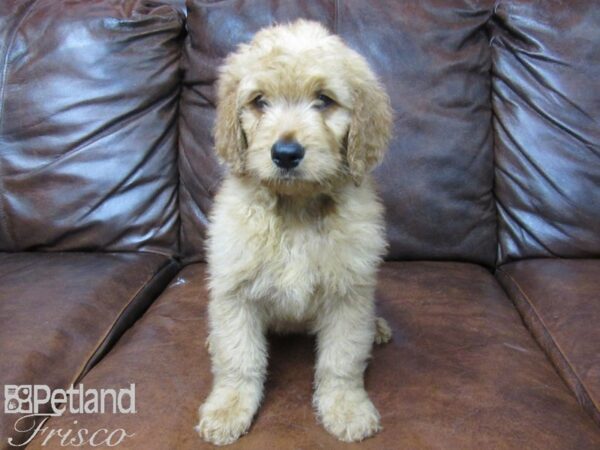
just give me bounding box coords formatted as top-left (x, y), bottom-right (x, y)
top-left (271, 140), bottom-right (305, 170)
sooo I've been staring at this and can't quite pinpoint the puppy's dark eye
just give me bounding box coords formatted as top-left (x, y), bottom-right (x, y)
top-left (252, 95), bottom-right (268, 111)
top-left (314, 93), bottom-right (335, 111)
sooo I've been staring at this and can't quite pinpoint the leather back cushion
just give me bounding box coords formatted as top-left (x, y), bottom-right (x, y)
top-left (179, 0), bottom-right (497, 265)
top-left (491, 0), bottom-right (600, 263)
top-left (0, 0), bottom-right (183, 254)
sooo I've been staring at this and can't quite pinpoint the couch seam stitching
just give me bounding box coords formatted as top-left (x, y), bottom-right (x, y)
top-left (68, 257), bottom-right (176, 387)
top-left (498, 268), bottom-right (600, 417)
top-left (488, 0), bottom-right (500, 266)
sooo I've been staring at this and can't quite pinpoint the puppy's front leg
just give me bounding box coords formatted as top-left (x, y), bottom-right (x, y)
top-left (196, 295), bottom-right (267, 446)
top-left (313, 289), bottom-right (381, 442)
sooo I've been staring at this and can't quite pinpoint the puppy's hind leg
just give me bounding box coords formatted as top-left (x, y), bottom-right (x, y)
top-left (374, 317), bottom-right (392, 345)
top-left (196, 295), bottom-right (267, 446)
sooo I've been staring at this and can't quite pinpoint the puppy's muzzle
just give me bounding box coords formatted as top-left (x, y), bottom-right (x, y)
top-left (271, 139), bottom-right (305, 170)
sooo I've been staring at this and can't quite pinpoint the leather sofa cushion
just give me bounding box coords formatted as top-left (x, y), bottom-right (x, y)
top-left (0, 252), bottom-right (178, 448)
top-left (497, 259), bottom-right (600, 426)
top-left (28, 262), bottom-right (600, 449)
top-left (179, 0), bottom-right (497, 266)
top-left (0, 0), bottom-right (183, 254)
top-left (491, 0), bottom-right (600, 263)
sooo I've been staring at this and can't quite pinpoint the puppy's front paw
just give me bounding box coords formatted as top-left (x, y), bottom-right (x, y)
top-left (315, 388), bottom-right (382, 442)
top-left (196, 387), bottom-right (256, 446)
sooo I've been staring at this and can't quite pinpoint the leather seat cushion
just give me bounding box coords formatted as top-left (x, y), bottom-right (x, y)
top-left (0, 252), bottom-right (178, 447)
top-left (497, 259), bottom-right (600, 425)
top-left (27, 262), bottom-right (600, 449)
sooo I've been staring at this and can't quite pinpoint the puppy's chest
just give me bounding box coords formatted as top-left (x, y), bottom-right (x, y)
top-left (210, 184), bottom-right (385, 320)
top-left (244, 221), bottom-right (338, 306)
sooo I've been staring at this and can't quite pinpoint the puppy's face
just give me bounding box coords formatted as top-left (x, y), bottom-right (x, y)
top-left (238, 61), bottom-right (350, 192)
top-left (214, 20), bottom-right (392, 194)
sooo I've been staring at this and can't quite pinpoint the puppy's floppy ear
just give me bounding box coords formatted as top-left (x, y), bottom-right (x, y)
top-left (346, 62), bottom-right (393, 183)
top-left (213, 63), bottom-right (246, 174)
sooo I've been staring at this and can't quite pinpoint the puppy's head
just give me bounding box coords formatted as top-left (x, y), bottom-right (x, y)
top-left (214, 20), bottom-right (392, 194)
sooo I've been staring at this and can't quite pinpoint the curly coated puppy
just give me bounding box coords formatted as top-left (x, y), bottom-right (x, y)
top-left (196, 19), bottom-right (393, 445)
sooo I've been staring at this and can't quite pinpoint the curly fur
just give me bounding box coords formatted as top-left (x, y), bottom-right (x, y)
top-left (197, 20), bottom-right (393, 445)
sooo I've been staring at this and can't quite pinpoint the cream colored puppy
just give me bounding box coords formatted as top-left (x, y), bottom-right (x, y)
top-left (196, 19), bottom-right (393, 445)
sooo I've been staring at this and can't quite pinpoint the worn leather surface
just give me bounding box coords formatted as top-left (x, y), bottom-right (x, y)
top-left (28, 262), bottom-right (600, 449)
top-left (0, 252), bottom-right (178, 448)
top-left (0, 0), bottom-right (183, 254)
top-left (490, 0), bottom-right (600, 264)
top-left (497, 259), bottom-right (600, 426)
top-left (179, 0), bottom-right (497, 266)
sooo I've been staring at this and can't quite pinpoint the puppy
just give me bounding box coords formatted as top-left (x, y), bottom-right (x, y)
top-left (196, 19), bottom-right (393, 445)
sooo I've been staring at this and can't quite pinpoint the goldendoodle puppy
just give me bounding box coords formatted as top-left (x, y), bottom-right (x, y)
top-left (196, 19), bottom-right (393, 445)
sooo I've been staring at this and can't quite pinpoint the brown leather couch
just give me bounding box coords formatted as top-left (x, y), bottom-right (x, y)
top-left (1, 1), bottom-right (599, 449)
